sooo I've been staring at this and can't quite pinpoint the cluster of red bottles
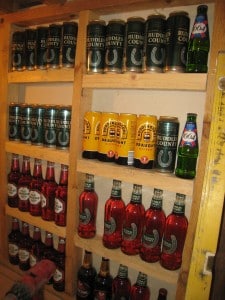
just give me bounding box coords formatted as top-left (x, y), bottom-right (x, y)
top-left (7, 153), bottom-right (68, 226)
top-left (8, 218), bottom-right (66, 292)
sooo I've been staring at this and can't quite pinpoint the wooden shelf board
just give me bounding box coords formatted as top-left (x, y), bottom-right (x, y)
top-left (5, 141), bottom-right (69, 165)
top-left (77, 159), bottom-right (194, 196)
top-left (5, 205), bottom-right (66, 238)
top-left (74, 233), bottom-right (179, 284)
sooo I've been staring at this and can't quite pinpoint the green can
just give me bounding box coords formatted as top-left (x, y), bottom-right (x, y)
top-left (43, 105), bottom-right (58, 147)
top-left (31, 104), bottom-right (45, 145)
top-left (8, 102), bottom-right (21, 141)
top-left (56, 105), bottom-right (71, 149)
top-left (20, 103), bottom-right (33, 143)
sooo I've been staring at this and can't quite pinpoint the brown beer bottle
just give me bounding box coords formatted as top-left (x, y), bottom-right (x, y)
top-left (8, 217), bottom-right (22, 265)
top-left (157, 288), bottom-right (168, 300)
top-left (18, 222), bottom-right (32, 271)
top-left (43, 231), bottom-right (56, 284)
top-left (53, 237), bottom-right (66, 292)
top-left (7, 153), bottom-right (21, 208)
top-left (18, 156), bottom-right (32, 212)
top-left (94, 257), bottom-right (113, 299)
top-left (30, 226), bottom-right (45, 267)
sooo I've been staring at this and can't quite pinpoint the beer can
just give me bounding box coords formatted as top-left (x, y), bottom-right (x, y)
top-left (125, 17), bottom-right (145, 72)
top-left (20, 103), bottom-right (33, 143)
top-left (43, 105), bottom-right (58, 147)
top-left (134, 114), bottom-right (157, 169)
top-left (11, 31), bottom-right (25, 71)
top-left (82, 111), bottom-right (101, 159)
top-left (36, 26), bottom-right (48, 69)
top-left (98, 112), bottom-right (118, 162)
top-left (86, 20), bottom-right (106, 74)
top-left (25, 28), bottom-right (37, 70)
top-left (104, 19), bottom-right (125, 73)
top-left (145, 14), bottom-right (166, 72)
top-left (56, 105), bottom-right (72, 149)
top-left (115, 113), bottom-right (137, 166)
top-left (31, 104), bottom-right (45, 145)
top-left (8, 102), bottom-right (21, 141)
top-left (165, 11), bottom-right (190, 72)
top-left (47, 24), bottom-right (62, 68)
top-left (62, 22), bottom-right (78, 68)
top-left (156, 116), bottom-right (179, 172)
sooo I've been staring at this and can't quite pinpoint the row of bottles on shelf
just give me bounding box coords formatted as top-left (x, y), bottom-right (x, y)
top-left (8, 218), bottom-right (65, 292)
top-left (78, 175), bottom-right (188, 270)
top-left (77, 251), bottom-right (167, 300)
top-left (8, 154), bottom-right (68, 226)
top-left (83, 111), bottom-right (199, 179)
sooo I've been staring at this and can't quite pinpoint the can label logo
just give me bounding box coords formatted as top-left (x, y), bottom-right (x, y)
top-left (98, 117), bottom-right (117, 157)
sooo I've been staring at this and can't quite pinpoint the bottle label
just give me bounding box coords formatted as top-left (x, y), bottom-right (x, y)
top-left (123, 223), bottom-right (137, 241)
top-left (41, 193), bottom-right (48, 207)
top-left (19, 249), bottom-right (30, 262)
top-left (94, 290), bottom-right (107, 300)
top-left (104, 217), bottom-right (116, 235)
top-left (30, 254), bottom-right (37, 267)
top-left (173, 203), bottom-right (185, 214)
top-left (111, 188), bottom-right (121, 198)
top-left (8, 183), bottom-right (17, 197)
top-left (29, 190), bottom-right (41, 204)
top-left (53, 268), bottom-right (65, 282)
top-left (191, 15), bottom-right (208, 39)
top-left (180, 123), bottom-right (197, 147)
top-left (8, 243), bottom-right (19, 256)
top-left (131, 193), bottom-right (142, 204)
top-left (79, 208), bottom-right (91, 225)
top-left (18, 186), bottom-right (30, 200)
top-left (55, 197), bottom-right (65, 213)
top-left (77, 280), bottom-right (91, 298)
top-left (162, 234), bottom-right (177, 254)
top-left (142, 229), bottom-right (159, 248)
top-left (151, 198), bottom-right (162, 209)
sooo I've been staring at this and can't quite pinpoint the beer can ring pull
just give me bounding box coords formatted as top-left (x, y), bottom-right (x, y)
top-left (218, 77), bottom-right (225, 92)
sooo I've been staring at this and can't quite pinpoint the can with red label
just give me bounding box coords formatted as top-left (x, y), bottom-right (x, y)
top-left (134, 114), bottom-right (157, 169)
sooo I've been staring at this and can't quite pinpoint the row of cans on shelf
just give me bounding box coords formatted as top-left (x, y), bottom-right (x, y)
top-left (82, 111), bottom-right (180, 173)
top-left (87, 11), bottom-right (190, 74)
top-left (11, 21), bottom-right (78, 71)
top-left (8, 102), bottom-right (71, 149)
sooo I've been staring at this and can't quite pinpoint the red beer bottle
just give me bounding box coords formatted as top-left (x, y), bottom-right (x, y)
top-left (41, 161), bottom-right (58, 221)
top-left (18, 222), bottom-right (32, 271)
top-left (94, 257), bottom-right (113, 299)
top-left (121, 184), bottom-right (145, 255)
top-left (78, 173), bottom-right (98, 238)
top-left (18, 156), bottom-right (32, 212)
top-left (53, 237), bottom-right (66, 292)
top-left (29, 158), bottom-right (44, 216)
top-left (103, 179), bottom-right (126, 249)
top-left (30, 226), bottom-right (45, 267)
top-left (112, 264), bottom-right (131, 299)
top-left (8, 217), bottom-right (22, 265)
top-left (130, 272), bottom-right (150, 300)
top-left (54, 164), bottom-right (68, 226)
top-left (43, 231), bottom-right (55, 284)
top-left (140, 188), bottom-right (166, 263)
top-left (160, 193), bottom-right (188, 270)
top-left (7, 153), bottom-right (21, 208)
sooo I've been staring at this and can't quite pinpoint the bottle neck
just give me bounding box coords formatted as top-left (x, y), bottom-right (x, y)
top-left (59, 165), bottom-right (68, 185)
top-left (22, 156), bottom-right (31, 175)
top-left (173, 193), bottom-right (186, 215)
top-left (45, 233), bottom-right (53, 247)
top-left (84, 173), bottom-right (94, 191)
top-left (21, 222), bottom-right (29, 236)
top-left (150, 188), bottom-right (163, 209)
top-left (33, 159), bottom-right (43, 178)
top-left (131, 184), bottom-right (142, 204)
top-left (117, 264), bottom-right (128, 279)
top-left (83, 251), bottom-right (92, 269)
top-left (99, 257), bottom-right (110, 277)
top-left (33, 227), bottom-right (41, 241)
top-left (111, 180), bottom-right (122, 199)
top-left (11, 218), bottom-right (20, 231)
top-left (57, 238), bottom-right (65, 253)
top-left (136, 272), bottom-right (147, 287)
top-left (45, 161), bottom-right (56, 181)
top-left (11, 154), bottom-right (20, 172)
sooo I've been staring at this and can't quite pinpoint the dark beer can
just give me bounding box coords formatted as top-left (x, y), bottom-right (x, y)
top-left (86, 20), bottom-right (106, 74)
top-left (20, 103), bottom-right (33, 143)
top-left (47, 24), bottom-right (62, 68)
top-left (165, 11), bottom-right (190, 72)
top-left (145, 14), bottom-right (166, 72)
top-left (25, 28), bottom-right (37, 70)
top-left (104, 19), bottom-right (125, 73)
top-left (62, 22), bottom-right (78, 68)
top-left (31, 104), bottom-right (45, 145)
top-left (43, 105), bottom-right (58, 147)
top-left (11, 31), bottom-right (25, 71)
top-left (36, 26), bottom-right (48, 69)
top-left (156, 116), bottom-right (179, 172)
top-left (8, 102), bottom-right (21, 141)
top-left (125, 17), bottom-right (145, 73)
top-left (56, 105), bottom-right (71, 149)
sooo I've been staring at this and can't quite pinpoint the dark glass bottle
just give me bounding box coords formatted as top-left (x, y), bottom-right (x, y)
top-left (121, 184), bottom-right (145, 255)
top-left (54, 164), bottom-right (68, 226)
top-left (18, 222), bottom-right (32, 271)
top-left (140, 188), bottom-right (166, 263)
top-left (175, 113), bottom-right (199, 179)
top-left (103, 179), bottom-right (126, 249)
top-left (53, 237), bottom-right (66, 292)
top-left (186, 5), bottom-right (210, 73)
top-left (43, 232), bottom-right (55, 284)
top-left (41, 161), bottom-right (58, 222)
top-left (30, 226), bottom-right (45, 268)
top-left (29, 158), bottom-right (44, 216)
top-left (7, 153), bottom-right (21, 208)
top-left (157, 288), bottom-right (168, 300)
top-left (160, 193), bottom-right (188, 270)
top-left (8, 217), bottom-right (22, 265)
top-left (130, 272), bottom-right (150, 300)
top-left (94, 257), bottom-right (113, 300)
top-left (18, 156), bottom-right (32, 212)
top-left (78, 174), bottom-right (98, 238)
top-left (76, 250), bottom-right (97, 299)
top-left (112, 264), bottom-right (131, 300)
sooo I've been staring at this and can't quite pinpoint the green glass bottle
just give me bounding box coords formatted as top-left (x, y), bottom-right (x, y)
top-left (186, 5), bottom-right (210, 73)
top-left (175, 113), bottom-right (198, 179)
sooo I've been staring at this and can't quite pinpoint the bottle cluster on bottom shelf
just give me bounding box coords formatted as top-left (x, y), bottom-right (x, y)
top-left (78, 174), bottom-right (188, 271)
top-left (77, 250), bottom-right (167, 300)
top-left (8, 218), bottom-right (65, 292)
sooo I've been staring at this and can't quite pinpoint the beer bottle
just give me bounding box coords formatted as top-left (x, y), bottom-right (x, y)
top-left (43, 231), bottom-right (56, 284)
top-left (8, 217), bottom-right (22, 265)
top-left (53, 237), bottom-right (66, 292)
top-left (18, 222), bottom-right (32, 271)
top-left (121, 184), bottom-right (145, 255)
top-left (140, 188), bottom-right (166, 263)
top-left (7, 153), bottom-right (21, 208)
top-left (160, 193), bottom-right (188, 270)
top-left (130, 272), bottom-right (150, 300)
top-left (186, 5), bottom-right (210, 73)
top-left (175, 113), bottom-right (199, 179)
top-left (18, 156), bottom-right (32, 212)
top-left (112, 264), bottom-right (131, 299)
top-left (157, 288), bottom-right (168, 300)
top-left (94, 257), bottom-right (113, 299)
top-left (30, 226), bottom-right (45, 267)
top-left (78, 174), bottom-right (98, 238)
top-left (103, 179), bottom-right (126, 249)
top-left (76, 250), bottom-right (97, 299)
